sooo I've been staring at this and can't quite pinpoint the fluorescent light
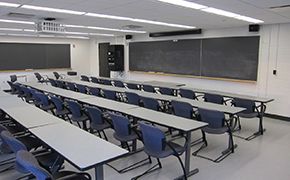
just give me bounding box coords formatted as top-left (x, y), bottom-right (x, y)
top-left (64, 24), bottom-right (86, 28)
top-left (157, 0), bottom-right (207, 9)
top-left (0, 28), bottom-right (22, 31)
top-left (0, 2), bottom-right (20, 7)
top-left (65, 31), bottom-right (88, 35)
top-left (21, 5), bottom-right (86, 15)
top-left (85, 13), bottom-right (195, 29)
top-left (7, 33), bottom-right (37, 37)
top-left (87, 26), bottom-right (147, 33)
top-left (201, 7), bottom-right (239, 18)
top-left (85, 13), bottom-right (131, 21)
top-left (0, 19), bottom-right (34, 25)
top-left (38, 35), bottom-right (56, 38)
top-left (65, 36), bottom-right (90, 39)
top-left (235, 15), bottom-right (264, 24)
top-left (24, 29), bottom-right (36, 32)
top-left (89, 33), bottom-right (114, 37)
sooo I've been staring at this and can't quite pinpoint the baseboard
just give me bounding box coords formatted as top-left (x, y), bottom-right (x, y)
top-left (265, 113), bottom-right (290, 121)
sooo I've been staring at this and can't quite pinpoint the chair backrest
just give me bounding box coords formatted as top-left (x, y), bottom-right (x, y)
top-left (126, 83), bottom-right (139, 90)
top-left (21, 86), bottom-right (33, 98)
top-left (102, 89), bottom-right (117, 100)
top-left (34, 73), bottom-right (43, 81)
top-left (48, 78), bottom-right (57, 87)
top-left (36, 92), bottom-right (50, 106)
top-left (198, 108), bottom-right (225, 129)
top-left (139, 122), bottom-right (165, 154)
top-left (159, 87), bottom-right (174, 96)
top-left (50, 96), bottom-right (65, 111)
top-left (88, 87), bottom-right (100, 96)
top-left (100, 79), bottom-right (112, 85)
top-left (66, 100), bottom-right (82, 117)
top-left (66, 82), bottom-right (76, 91)
top-left (86, 106), bottom-right (104, 125)
top-left (142, 84), bottom-right (155, 93)
top-left (125, 92), bottom-right (140, 106)
top-left (29, 89), bottom-right (41, 102)
top-left (113, 80), bottom-right (124, 88)
top-left (171, 100), bottom-right (193, 119)
top-left (204, 93), bottom-right (224, 104)
top-left (81, 75), bottom-right (90, 82)
top-left (7, 81), bottom-right (17, 93)
top-left (1, 131), bottom-right (27, 153)
top-left (232, 98), bottom-right (255, 114)
top-left (90, 77), bottom-right (99, 83)
top-left (53, 72), bottom-right (60, 79)
top-left (14, 83), bottom-right (24, 95)
top-left (179, 89), bottom-right (197, 99)
top-left (76, 84), bottom-right (87, 94)
top-left (16, 150), bottom-right (53, 180)
top-left (55, 80), bottom-right (65, 89)
top-left (109, 113), bottom-right (131, 137)
top-left (67, 71), bottom-right (77, 76)
top-left (141, 97), bottom-right (159, 111)
top-left (10, 75), bottom-right (17, 82)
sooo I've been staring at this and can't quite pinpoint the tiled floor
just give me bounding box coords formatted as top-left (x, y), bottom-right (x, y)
top-left (1, 117), bottom-right (290, 180)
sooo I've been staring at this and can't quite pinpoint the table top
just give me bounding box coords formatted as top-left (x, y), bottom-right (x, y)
top-left (30, 122), bottom-right (128, 170)
top-left (181, 87), bottom-right (274, 103)
top-left (126, 107), bottom-right (207, 132)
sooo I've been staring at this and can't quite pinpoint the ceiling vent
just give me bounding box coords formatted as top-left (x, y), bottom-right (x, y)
top-left (6, 12), bottom-right (35, 19)
top-left (122, 25), bottom-right (143, 29)
top-left (37, 21), bottom-right (65, 34)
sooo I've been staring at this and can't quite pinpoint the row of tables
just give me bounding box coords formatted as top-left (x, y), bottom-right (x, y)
top-left (0, 90), bottom-right (127, 180)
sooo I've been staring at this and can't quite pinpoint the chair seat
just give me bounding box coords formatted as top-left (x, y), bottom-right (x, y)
top-left (54, 171), bottom-right (90, 180)
top-left (56, 109), bottom-right (70, 116)
top-left (238, 112), bottom-right (259, 118)
top-left (146, 141), bottom-right (185, 158)
top-left (203, 126), bottom-right (228, 134)
top-left (18, 136), bottom-right (43, 151)
top-left (71, 115), bottom-right (89, 122)
top-left (113, 131), bottom-right (138, 142)
top-left (91, 122), bottom-right (111, 131)
top-left (37, 152), bottom-right (64, 172)
top-left (41, 104), bottom-right (55, 111)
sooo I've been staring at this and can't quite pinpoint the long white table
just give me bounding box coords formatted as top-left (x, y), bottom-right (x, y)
top-left (30, 122), bottom-right (128, 180)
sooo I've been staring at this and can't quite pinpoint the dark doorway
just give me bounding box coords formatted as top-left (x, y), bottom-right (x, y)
top-left (98, 43), bottom-right (110, 77)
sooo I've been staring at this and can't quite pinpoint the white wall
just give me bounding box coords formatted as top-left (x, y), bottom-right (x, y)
top-left (91, 23), bottom-right (290, 117)
top-left (0, 36), bottom-right (91, 87)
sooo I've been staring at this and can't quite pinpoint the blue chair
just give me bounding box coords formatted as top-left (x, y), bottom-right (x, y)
top-left (88, 87), bottom-right (100, 97)
top-left (16, 150), bottom-right (91, 180)
top-left (53, 72), bottom-right (64, 80)
top-left (204, 93), bottom-right (224, 104)
top-left (132, 122), bottom-right (187, 180)
top-left (113, 80), bottom-right (125, 88)
top-left (20, 86), bottom-right (34, 103)
top-left (100, 79), bottom-right (112, 85)
top-left (126, 83), bottom-right (139, 90)
top-left (66, 100), bottom-right (89, 131)
top-left (142, 84), bottom-right (155, 93)
top-left (66, 82), bottom-right (76, 91)
top-left (35, 92), bottom-right (55, 114)
top-left (159, 87), bottom-right (175, 96)
top-left (102, 89), bottom-right (117, 101)
top-left (1, 131), bottom-right (64, 174)
top-left (34, 73), bottom-right (48, 83)
top-left (140, 97), bottom-right (161, 111)
top-left (76, 84), bottom-right (87, 94)
top-left (179, 89), bottom-right (199, 100)
top-left (48, 78), bottom-right (57, 87)
top-left (50, 96), bottom-right (71, 122)
top-left (55, 80), bottom-right (66, 89)
top-left (171, 100), bottom-right (193, 119)
top-left (108, 113), bottom-right (150, 173)
top-left (13, 83), bottom-right (25, 99)
top-left (192, 108), bottom-right (236, 163)
top-left (86, 106), bottom-right (111, 141)
top-left (91, 77), bottom-right (100, 84)
top-left (7, 81), bottom-right (18, 95)
top-left (125, 92), bottom-right (140, 106)
top-left (29, 89), bottom-right (42, 107)
top-left (81, 75), bottom-right (90, 82)
top-left (232, 98), bottom-right (265, 141)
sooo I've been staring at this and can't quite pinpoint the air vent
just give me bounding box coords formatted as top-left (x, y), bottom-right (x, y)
top-left (122, 25), bottom-right (143, 29)
top-left (7, 12), bottom-right (35, 19)
top-left (270, 4), bottom-right (290, 9)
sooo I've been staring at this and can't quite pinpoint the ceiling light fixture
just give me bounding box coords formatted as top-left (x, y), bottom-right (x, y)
top-left (0, 19), bottom-right (35, 24)
top-left (0, 28), bottom-right (22, 31)
top-left (0, 2), bottom-right (20, 7)
top-left (21, 5), bottom-right (86, 15)
top-left (156, 0), bottom-right (264, 23)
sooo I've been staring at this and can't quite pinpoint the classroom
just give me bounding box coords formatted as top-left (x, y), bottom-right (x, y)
top-left (0, 0), bottom-right (289, 180)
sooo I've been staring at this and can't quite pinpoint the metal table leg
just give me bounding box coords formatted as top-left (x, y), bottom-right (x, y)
top-left (95, 165), bottom-right (104, 180)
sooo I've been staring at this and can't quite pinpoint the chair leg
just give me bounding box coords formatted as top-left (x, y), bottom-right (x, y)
top-left (131, 158), bottom-right (162, 180)
top-left (174, 155), bottom-right (187, 180)
top-left (102, 130), bottom-right (108, 141)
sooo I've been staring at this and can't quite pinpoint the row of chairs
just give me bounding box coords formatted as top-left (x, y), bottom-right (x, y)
top-left (8, 82), bottom-right (189, 179)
